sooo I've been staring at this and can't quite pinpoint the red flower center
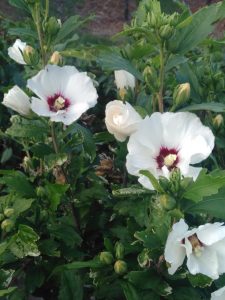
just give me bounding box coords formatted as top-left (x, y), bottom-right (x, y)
top-left (47, 93), bottom-right (70, 112)
top-left (156, 147), bottom-right (179, 170)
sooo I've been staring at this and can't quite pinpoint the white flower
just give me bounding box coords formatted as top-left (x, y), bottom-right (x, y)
top-left (27, 65), bottom-right (98, 125)
top-left (126, 112), bottom-right (214, 190)
top-left (8, 39), bottom-right (26, 65)
top-left (211, 286), bottom-right (225, 300)
top-left (2, 85), bottom-right (31, 116)
top-left (164, 219), bottom-right (225, 279)
top-left (114, 70), bottom-right (135, 90)
top-left (105, 100), bottom-right (142, 142)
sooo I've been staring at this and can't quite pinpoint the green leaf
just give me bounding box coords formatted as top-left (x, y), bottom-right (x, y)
top-left (139, 170), bottom-right (164, 193)
top-left (9, 225), bottom-right (40, 258)
top-left (13, 198), bottom-right (34, 215)
top-left (8, 0), bottom-right (28, 11)
top-left (169, 2), bottom-right (225, 54)
top-left (1, 148), bottom-right (13, 164)
top-left (173, 287), bottom-right (202, 300)
top-left (45, 182), bottom-right (69, 210)
top-left (0, 287), bottom-right (17, 297)
top-left (60, 49), bottom-right (95, 61)
top-left (59, 270), bottom-right (83, 300)
top-left (188, 273), bottom-right (212, 288)
top-left (44, 153), bottom-right (68, 170)
top-left (112, 187), bottom-right (152, 198)
top-left (93, 131), bottom-right (115, 144)
top-left (120, 281), bottom-right (140, 300)
top-left (98, 51), bottom-right (143, 81)
top-left (183, 169), bottom-right (225, 202)
top-left (179, 102), bottom-right (225, 113)
top-left (0, 269), bottom-right (15, 289)
top-left (165, 55), bottom-right (188, 71)
top-left (134, 230), bottom-right (160, 249)
top-left (185, 186), bottom-right (225, 219)
top-left (0, 171), bottom-right (35, 198)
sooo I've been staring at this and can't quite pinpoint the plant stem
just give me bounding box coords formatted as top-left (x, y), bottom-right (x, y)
top-left (44, 0), bottom-right (49, 21)
top-left (157, 43), bottom-right (165, 113)
top-left (50, 122), bottom-right (81, 234)
top-left (34, 3), bottom-right (46, 66)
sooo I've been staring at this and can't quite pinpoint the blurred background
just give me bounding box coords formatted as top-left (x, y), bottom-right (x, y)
top-left (0, 0), bottom-right (223, 37)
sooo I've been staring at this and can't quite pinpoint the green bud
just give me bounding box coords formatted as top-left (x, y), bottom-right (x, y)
top-left (23, 46), bottom-right (39, 65)
top-left (168, 208), bottom-right (184, 220)
top-left (115, 242), bottom-right (124, 260)
top-left (213, 114), bottom-right (224, 129)
top-left (159, 24), bottom-right (173, 39)
top-left (45, 17), bottom-right (60, 38)
top-left (49, 51), bottom-right (63, 65)
top-left (138, 249), bottom-right (152, 268)
top-left (100, 251), bottom-right (114, 265)
top-left (114, 260), bottom-right (127, 275)
top-left (148, 12), bottom-right (158, 28)
top-left (1, 219), bottom-right (14, 232)
top-left (173, 83), bottom-right (190, 107)
top-left (159, 194), bottom-right (176, 210)
top-left (4, 208), bottom-right (14, 218)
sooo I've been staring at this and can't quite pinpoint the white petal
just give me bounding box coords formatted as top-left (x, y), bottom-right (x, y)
top-left (181, 166), bottom-right (202, 181)
top-left (196, 223), bottom-right (225, 246)
top-left (8, 39), bottom-right (26, 65)
top-left (114, 70), bottom-right (135, 90)
top-left (211, 286), bottom-right (225, 300)
top-left (187, 247), bottom-right (219, 279)
top-left (31, 97), bottom-right (53, 116)
top-left (210, 239), bottom-right (225, 274)
top-left (3, 85), bottom-right (30, 115)
top-left (164, 219), bottom-right (188, 274)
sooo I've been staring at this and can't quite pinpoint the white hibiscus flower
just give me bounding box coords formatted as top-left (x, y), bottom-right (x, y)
top-left (211, 286), bottom-right (225, 300)
top-left (8, 39), bottom-right (26, 65)
top-left (2, 85), bottom-right (31, 116)
top-left (114, 70), bottom-right (135, 91)
top-left (27, 65), bottom-right (98, 125)
top-left (126, 112), bottom-right (214, 190)
top-left (165, 219), bottom-right (225, 280)
top-left (105, 100), bottom-right (142, 142)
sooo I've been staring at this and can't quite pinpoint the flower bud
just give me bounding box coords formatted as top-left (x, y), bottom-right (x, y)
top-left (138, 249), bottom-right (152, 268)
top-left (114, 260), bottom-right (127, 275)
top-left (4, 208), bottom-right (15, 218)
top-left (159, 24), bottom-right (173, 39)
top-left (46, 17), bottom-right (61, 37)
top-left (1, 219), bottom-right (14, 232)
top-left (50, 51), bottom-right (62, 65)
top-left (100, 251), bottom-right (114, 265)
top-left (159, 194), bottom-right (176, 210)
top-left (173, 83), bottom-right (190, 107)
top-left (213, 114), bottom-right (224, 129)
top-left (115, 242), bottom-right (124, 260)
top-left (23, 46), bottom-right (39, 65)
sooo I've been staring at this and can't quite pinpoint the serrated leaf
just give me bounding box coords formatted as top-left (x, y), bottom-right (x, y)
top-left (185, 186), bottom-right (225, 219)
top-left (188, 274), bottom-right (212, 288)
top-left (44, 153), bottom-right (68, 170)
top-left (183, 169), bottom-right (225, 202)
top-left (139, 170), bottom-right (164, 193)
top-left (45, 182), bottom-right (69, 210)
top-left (120, 281), bottom-right (141, 300)
top-left (98, 51), bottom-right (143, 81)
top-left (59, 270), bottom-right (83, 300)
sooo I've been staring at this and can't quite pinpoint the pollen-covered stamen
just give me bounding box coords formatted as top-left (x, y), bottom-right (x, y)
top-left (156, 147), bottom-right (179, 170)
top-left (188, 234), bottom-right (203, 257)
top-left (47, 93), bottom-right (70, 112)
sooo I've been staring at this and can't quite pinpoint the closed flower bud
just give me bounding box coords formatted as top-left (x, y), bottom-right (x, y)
top-left (1, 219), bottom-right (14, 232)
top-left (100, 251), bottom-right (114, 265)
top-left (114, 70), bottom-right (135, 92)
top-left (2, 86), bottom-right (31, 116)
top-left (173, 83), bottom-right (190, 107)
top-left (23, 46), bottom-right (39, 65)
top-left (115, 242), bottom-right (124, 260)
top-left (50, 51), bottom-right (62, 65)
top-left (213, 114), bottom-right (224, 129)
top-left (4, 208), bottom-right (14, 218)
top-left (114, 260), bottom-right (127, 274)
top-left (159, 24), bottom-right (173, 39)
top-left (46, 17), bottom-right (61, 37)
top-left (159, 194), bottom-right (176, 210)
top-left (105, 100), bottom-right (142, 142)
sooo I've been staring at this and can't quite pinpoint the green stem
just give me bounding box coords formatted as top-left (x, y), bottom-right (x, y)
top-left (157, 43), bottom-right (165, 113)
top-left (50, 122), bottom-right (81, 234)
top-left (34, 3), bottom-right (46, 66)
top-left (44, 0), bottom-right (49, 21)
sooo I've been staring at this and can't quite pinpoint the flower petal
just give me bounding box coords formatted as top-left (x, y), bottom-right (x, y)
top-left (211, 286), bottom-right (225, 300)
top-left (196, 223), bottom-right (225, 246)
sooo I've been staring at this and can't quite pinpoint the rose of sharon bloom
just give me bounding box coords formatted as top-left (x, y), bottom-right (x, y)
top-left (105, 100), bottom-right (142, 142)
top-left (211, 286), bottom-right (225, 300)
top-left (126, 112), bottom-right (214, 190)
top-left (2, 86), bottom-right (31, 116)
top-left (27, 65), bottom-right (98, 125)
top-left (164, 219), bottom-right (225, 279)
top-left (114, 70), bottom-right (135, 90)
top-left (8, 39), bottom-right (26, 65)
